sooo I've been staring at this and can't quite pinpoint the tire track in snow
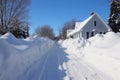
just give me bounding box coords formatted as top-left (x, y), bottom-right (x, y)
top-left (38, 45), bottom-right (57, 80)
top-left (17, 42), bottom-right (109, 80)
top-left (57, 48), bottom-right (73, 80)
top-left (57, 43), bottom-right (106, 80)
top-left (68, 53), bottom-right (106, 80)
top-left (38, 51), bottom-right (50, 80)
top-left (38, 43), bottom-right (68, 80)
top-left (64, 58), bottom-right (86, 80)
top-left (16, 42), bottom-right (55, 80)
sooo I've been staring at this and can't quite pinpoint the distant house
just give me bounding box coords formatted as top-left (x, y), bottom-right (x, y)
top-left (67, 12), bottom-right (111, 39)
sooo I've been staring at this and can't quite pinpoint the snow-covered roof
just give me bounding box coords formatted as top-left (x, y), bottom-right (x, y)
top-left (67, 13), bottom-right (111, 37)
top-left (67, 14), bottom-right (94, 37)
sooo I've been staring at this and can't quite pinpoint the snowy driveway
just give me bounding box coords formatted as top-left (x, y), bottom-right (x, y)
top-left (20, 43), bottom-right (110, 80)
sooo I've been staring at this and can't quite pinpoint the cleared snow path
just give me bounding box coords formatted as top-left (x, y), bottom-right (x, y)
top-left (19, 43), bottom-right (109, 80)
top-left (38, 43), bottom-right (68, 80)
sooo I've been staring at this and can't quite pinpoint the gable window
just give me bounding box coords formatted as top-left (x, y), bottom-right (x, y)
top-left (86, 32), bottom-right (89, 39)
top-left (94, 21), bottom-right (96, 26)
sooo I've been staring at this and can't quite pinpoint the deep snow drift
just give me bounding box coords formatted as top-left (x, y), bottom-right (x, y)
top-left (0, 33), bottom-right (55, 80)
top-left (61, 32), bottom-right (120, 80)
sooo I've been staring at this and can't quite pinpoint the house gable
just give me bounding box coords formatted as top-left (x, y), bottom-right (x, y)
top-left (82, 13), bottom-right (110, 32)
top-left (67, 13), bottom-right (111, 39)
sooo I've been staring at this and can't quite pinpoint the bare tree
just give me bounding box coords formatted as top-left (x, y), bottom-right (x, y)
top-left (0, 0), bottom-right (30, 37)
top-left (60, 19), bottom-right (78, 39)
top-left (35, 25), bottom-right (55, 40)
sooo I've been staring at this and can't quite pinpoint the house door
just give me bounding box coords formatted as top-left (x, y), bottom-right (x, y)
top-left (91, 32), bottom-right (94, 37)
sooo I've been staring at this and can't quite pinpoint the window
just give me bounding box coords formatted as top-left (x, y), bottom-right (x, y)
top-left (70, 36), bottom-right (73, 38)
top-left (86, 32), bottom-right (89, 39)
top-left (100, 32), bottom-right (102, 34)
top-left (94, 21), bottom-right (96, 26)
top-left (91, 32), bottom-right (94, 37)
top-left (103, 32), bottom-right (106, 34)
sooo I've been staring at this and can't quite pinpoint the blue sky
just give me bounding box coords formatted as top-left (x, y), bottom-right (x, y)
top-left (29, 0), bottom-right (110, 36)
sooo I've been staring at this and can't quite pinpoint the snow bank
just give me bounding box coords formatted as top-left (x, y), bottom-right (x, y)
top-left (87, 32), bottom-right (120, 48)
top-left (85, 32), bottom-right (120, 59)
top-left (60, 38), bottom-right (81, 55)
top-left (62, 32), bottom-right (120, 80)
top-left (0, 33), bottom-right (55, 80)
top-left (83, 32), bottom-right (120, 80)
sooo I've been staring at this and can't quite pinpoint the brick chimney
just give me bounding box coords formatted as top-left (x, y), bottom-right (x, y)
top-left (90, 12), bottom-right (94, 16)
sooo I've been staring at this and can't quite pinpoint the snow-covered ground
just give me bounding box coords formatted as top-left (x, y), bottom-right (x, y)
top-left (0, 32), bottom-right (120, 80)
top-left (0, 33), bottom-right (55, 80)
top-left (83, 32), bottom-right (120, 80)
top-left (61, 32), bottom-right (120, 80)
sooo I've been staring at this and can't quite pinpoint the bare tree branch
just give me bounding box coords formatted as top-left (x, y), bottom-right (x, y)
top-left (35, 25), bottom-right (55, 40)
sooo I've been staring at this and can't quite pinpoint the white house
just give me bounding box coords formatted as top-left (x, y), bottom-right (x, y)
top-left (67, 12), bottom-right (111, 39)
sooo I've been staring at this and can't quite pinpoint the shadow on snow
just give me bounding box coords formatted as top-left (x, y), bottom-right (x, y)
top-left (18, 43), bottom-right (69, 80)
